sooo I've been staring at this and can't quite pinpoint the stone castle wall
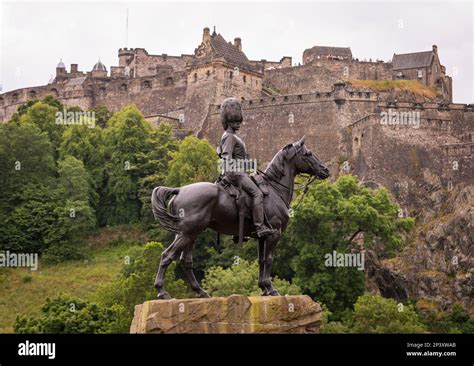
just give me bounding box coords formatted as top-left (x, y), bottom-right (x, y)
top-left (200, 87), bottom-right (473, 213)
top-left (264, 59), bottom-right (392, 94)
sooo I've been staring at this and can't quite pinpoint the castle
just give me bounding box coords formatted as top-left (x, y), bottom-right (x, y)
top-left (0, 26), bottom-right (471, 203)
top-left (0, 26), bottom-right (473, 310)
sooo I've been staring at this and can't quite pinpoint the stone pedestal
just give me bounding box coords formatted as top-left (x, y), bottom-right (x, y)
top-left (130, 294), bottom-right (321, 333)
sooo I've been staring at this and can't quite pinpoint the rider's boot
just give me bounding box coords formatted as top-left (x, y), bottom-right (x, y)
top-left (253, 195), bottom-right (277, 238)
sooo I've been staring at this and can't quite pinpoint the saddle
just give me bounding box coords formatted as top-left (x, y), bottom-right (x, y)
top-left (215, 173), bottom-right (270, 245)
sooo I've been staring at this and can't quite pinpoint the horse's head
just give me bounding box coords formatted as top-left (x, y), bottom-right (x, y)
top-left (284, 136), bottom-right (330, 179)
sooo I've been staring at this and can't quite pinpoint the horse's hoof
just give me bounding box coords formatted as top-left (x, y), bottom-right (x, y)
top-left (197, 290), bottom-right (210, 298)
top-left (157, 290), bottom-right (172, 300)
top-left (261, 290), bottom-right (269, 296)
top-left (267, 289), bottom-right (280, 296)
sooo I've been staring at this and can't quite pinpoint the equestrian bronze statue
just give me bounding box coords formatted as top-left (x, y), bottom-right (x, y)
top-left (151, 98), bottom-right (330, 299)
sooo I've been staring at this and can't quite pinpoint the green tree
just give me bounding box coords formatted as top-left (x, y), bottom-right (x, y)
top-left (421, 304), bottom-right (474, 334)
top-left (53, 156), bottom-right (97, 244)
top-left (0, 184), bottom-right (64, 252)
top-left (14, 294), bottom-right (128, 334)
top-left (274, 175), bottom-right (414, 316)
top-left (102, 105), bottom-right (177, 225)
top-left (165, 136), bottom-right (218, 187)
top-left (59, 124), bottom-right (105, 206)
top-left (11, 95), bottom-right (63, 123)
top-left (138, 123), bottom-right (178, 224)
top-left (351, 294), bottom-right (426, 333)
top-left (97, 241), bottom-right (188, 329)
top-left (0, 121), bottom-right (55, 211)
top-left (202, 259), bottom-right (301, 297)
top-left (19, 102), bottom-right (65, 154)
top-left (90, 105), bottom-right (112, 128)
top-left (0, 121), bottom-right (57, 252)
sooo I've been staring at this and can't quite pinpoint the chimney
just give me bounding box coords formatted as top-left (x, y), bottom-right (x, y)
top-left (71, 64), bottom-right (78, 73)
top-left (234, 37), bottom-right (242, 51)
top-left (203, 27), bottom-right (210, 45)
top-left (432, 45), bottom-right (438, 54)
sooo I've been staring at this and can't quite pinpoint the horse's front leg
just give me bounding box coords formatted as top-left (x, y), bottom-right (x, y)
top-left (257, 238), bottom-right (267, 295)
top-left (262, 232), bottom-right (281, 296)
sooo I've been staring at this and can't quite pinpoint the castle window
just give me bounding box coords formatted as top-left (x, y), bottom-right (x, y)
top-left (417, 70), bottom-right (423, 78)
top-left (0, 97), bottom-right (3, 106)
top-left (141, 80), bottom-right (151, 90)
top-left (99, 87), bottom-right (106, 95)
top-left (249, 100), bottom-right (253, 105)
top-left (434, 65), bottom-right (438, 73)
top-left (28, 90), bottom-right (37, 99)
top-left (12, 93), bottom-right (18, 103)
top-left (193, 73), bottom-right (197, 82)
top-left (164, 77), bottom-right (173, 86)
top-left (271, 97), bottom-right (276, 103)
top-left (120, 84), bottom-right (128, 92)
top-left (284, 96), bottom-right (288, 101)
top-left (229, 71), bottom-right (233, 79)
top-left (297, 95), bottom-right (302, 100)
top-left (206, 70), bottom-right (210, 77)
top-left (243, 75), bottom-right (246, 83)
top-left (365, 93), bottom-right (370, 98)
top-left (241, 97), bottom-right (245, 101)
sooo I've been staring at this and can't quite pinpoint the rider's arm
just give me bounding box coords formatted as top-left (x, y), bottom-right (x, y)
top-left (220, 134), bottom-right (236, 160)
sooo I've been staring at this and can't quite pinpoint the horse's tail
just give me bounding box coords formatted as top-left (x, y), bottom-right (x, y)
top-left (151, 186), bottom-right (182, 233)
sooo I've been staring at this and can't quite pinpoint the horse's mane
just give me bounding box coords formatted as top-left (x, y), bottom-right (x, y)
top-left (264, 148), bottom-right (287, 180)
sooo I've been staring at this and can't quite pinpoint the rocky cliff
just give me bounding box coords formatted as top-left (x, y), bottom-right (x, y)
top-left (367, 183), bottom-right (473, 314)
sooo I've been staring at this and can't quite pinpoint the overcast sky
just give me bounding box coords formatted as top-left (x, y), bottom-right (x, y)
top-left (1, 0), bottom-right (473, 102)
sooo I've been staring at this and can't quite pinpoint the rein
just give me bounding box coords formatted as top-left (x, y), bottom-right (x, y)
top-left (257, 169), bottom-right (317, 210)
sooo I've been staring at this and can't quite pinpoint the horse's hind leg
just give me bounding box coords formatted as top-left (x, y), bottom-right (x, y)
top-left (182, 242), bottom-right (210, 298)
top-left (154, 233), bottom-right (190, 299)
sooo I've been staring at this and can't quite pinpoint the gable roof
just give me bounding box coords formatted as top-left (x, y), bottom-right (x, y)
top-left (210, 33), bottom-right (250, 65)
top-left (392, 51), bottom-right (434, 70)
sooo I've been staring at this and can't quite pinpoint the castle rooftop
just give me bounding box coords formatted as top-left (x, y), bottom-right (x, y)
top-left (392, 50), bottom-right (434, 70)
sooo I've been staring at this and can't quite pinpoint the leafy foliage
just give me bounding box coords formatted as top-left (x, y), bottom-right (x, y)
top-left (96, 242), bottom-right (188, 330)
top-left (165, 136), bottom-right (218, 187)
top-left (102, 105), bottom-right (177, 225)
top-left (351, 294), bottom-right (426, 333)
top-left (202, 259), bottom-right (301, 297)
top-left (274, 175), bottom-right (414, 316)
top-left (14, 294), bottom-right (127, 334)
top-left (420, 303), bottom-right (474, 334)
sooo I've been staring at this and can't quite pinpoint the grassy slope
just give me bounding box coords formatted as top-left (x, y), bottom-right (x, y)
top-left (347, 79), bottom-right (440, 99)
top-left (0, 242), bottom-right (136, 333)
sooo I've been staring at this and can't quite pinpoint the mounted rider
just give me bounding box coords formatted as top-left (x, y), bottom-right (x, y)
top-left (217, 98), bottom-right (276, 238)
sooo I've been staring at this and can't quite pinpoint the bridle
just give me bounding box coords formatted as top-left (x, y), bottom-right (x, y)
top-left (258, 146), bottom-right (322, 210)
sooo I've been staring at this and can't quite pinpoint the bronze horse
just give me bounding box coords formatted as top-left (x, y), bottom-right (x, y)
top-left (151, 136), bottom-right (329, 299)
